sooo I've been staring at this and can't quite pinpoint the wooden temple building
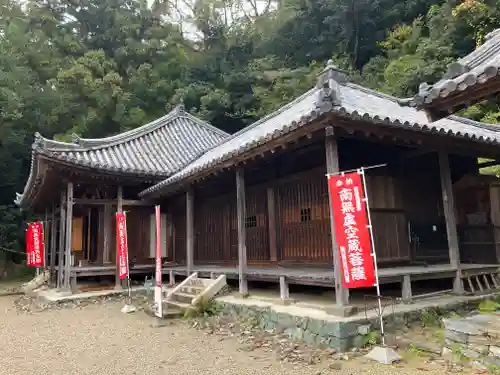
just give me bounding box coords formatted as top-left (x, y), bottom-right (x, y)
top-left (17, 38), bottom-right (500, 307)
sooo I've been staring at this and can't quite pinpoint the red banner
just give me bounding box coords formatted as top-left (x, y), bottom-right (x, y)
top-left (155, 206), bottom-right (162, 288)
top-left (26, 222), bottom-right (45, 267)
top-left (26, 225), bottom-right (33, 266)
top-left (328, 171), bottom-right (376, 288)
top-left (116, 212), bottom-right (129, 279)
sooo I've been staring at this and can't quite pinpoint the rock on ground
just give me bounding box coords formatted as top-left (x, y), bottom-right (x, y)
top-left (0, 295), bottom-right (454, 375)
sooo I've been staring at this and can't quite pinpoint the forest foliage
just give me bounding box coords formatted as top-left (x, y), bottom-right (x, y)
top-left (1, 0), bottom-right (500, 259)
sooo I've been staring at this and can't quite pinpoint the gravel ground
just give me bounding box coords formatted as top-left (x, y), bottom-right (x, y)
top-left (0, 295), bottom-right (463, 375)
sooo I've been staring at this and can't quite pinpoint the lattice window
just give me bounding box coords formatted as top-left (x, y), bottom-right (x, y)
top-left (245, 215), bottom-right (257, 228)
top-left (300, 208), bottom-right (311, 222)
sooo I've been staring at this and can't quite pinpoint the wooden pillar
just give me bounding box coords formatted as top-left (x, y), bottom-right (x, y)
top-left (57, 191), bottom-right (66, 289)
top-left (103, 203), bottom-right (112, 263)
top-left (267, 187), bottom-right (278, 262)
top-left (49, 204), bottom-right (57, 286)
top-left (438, 152), bottom-right (463, 294)
top-left (63, 182), bottom-right (73, 290)
top-left (236, 168), bottom-right (248, 295)
top-left (115, 186), bottom-right (123, 289)
top-left (43, 208), bottom-right (49, 275)
top-left (186, 188), bottom-right (194, 275)
top-left (279, 276), bottom-right (290, 304)
top-left (325, 126), bottom-right (349, 305)
top-left (489, 184), bottom-right (500, 263)
top-left (401, 275), bottom-right (412, 304)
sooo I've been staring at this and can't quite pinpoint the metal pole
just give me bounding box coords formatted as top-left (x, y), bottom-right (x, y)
top-left (44, 208), bottom-right (49, 269)
top-left (116, 186), bottom-right (123, 290)
top-left (326, 163), bottom-right (387, 177)
top-left (123, 211), bottom-right (132, 304)
top-left (155, 205), bottom-right (163, 318)
top-left (359, 167), bottom-right (385, 345)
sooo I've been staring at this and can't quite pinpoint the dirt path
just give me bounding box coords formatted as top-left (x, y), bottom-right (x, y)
top-left (0, 296), bottom-right (469, 375)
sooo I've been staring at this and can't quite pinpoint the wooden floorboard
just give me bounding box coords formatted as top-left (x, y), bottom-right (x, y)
top-left (62, 263), bottom-right (500, 286)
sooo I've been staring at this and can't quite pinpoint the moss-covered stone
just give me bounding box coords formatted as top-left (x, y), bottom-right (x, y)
top-left (303, 330), bottom-right (318, 346)
top-left (307, 319), bottom-right (324, 335)
top-left (320, 321), bottom-right (358, 338)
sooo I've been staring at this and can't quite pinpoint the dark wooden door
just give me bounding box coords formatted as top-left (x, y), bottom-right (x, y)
top-left (276, 174), bottom-right (332, 263)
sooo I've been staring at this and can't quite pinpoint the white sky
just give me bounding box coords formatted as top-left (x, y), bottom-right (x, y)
top-left (153, 0), bottom-right (277, 39)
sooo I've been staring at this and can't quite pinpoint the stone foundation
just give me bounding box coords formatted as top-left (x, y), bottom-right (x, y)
top-left (443, 314), bottom-right (500, 369)
top-left (220, 303), bottom-right (368, 352)
top-left (218, 296), bottom-right (500, 352)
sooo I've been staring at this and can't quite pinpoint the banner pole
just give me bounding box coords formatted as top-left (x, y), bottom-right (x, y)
top-left (154, 205), bottom-right (163, 319)
top-left (123, 211), bottom-right (132, 305)
top-left (359, 167), bottom-right (385, 345)
top-left (118, 211), bottom-right (136, 314)
top-left (326, 163), bottom-right (387, 177)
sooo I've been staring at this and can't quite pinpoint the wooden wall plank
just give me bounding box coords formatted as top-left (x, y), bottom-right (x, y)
top-left (267, 187), bottom-right (278, 261)
top-left (71, 217), bottom-right (84, 252)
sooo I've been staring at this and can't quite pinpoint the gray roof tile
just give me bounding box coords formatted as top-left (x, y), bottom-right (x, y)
top-left (407, 29), bottom-right (500, 107)
top-left (141, 65), bottom-right (500, 198)
top-left (16, 105), bottom-right (229, 208)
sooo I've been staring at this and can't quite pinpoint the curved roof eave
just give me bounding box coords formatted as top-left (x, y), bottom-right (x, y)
top-left (16, 105), bottom-right (229, 209)
top-left (140, 75), bottom-right (500, 199)
top-left (405, 28), bottom-right (500, 109)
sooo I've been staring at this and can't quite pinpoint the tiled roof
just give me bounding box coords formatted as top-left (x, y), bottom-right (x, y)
top-left (140, 61), bottom-right (500, 198)
top-left (15, 105), bottom-right (229, 208)
top-left (405, 29), bottom-right (500, 108)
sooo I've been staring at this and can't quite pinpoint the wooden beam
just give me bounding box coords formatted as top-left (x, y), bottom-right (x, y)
top-left (115, 186), bottom-right (123, 290)
top-left (186, 188), bottom-right (194, 275)
top-left (73, 198), bottom-right (152, 206)
top-left (266, 187), bottom-right (278, 262)
top-left (236, 168), bottom-right (248, 295)
top-left (399, 149), bottom-right (433, 162)
top-left (57, 191), bottom-right (66, 289)
top-left (103, 203), bottom-right (112, 264)
top-left (325, 126), bottom-right (349, 306)
top-left (333, 116), bottom-right (500, 159)
top-left (49, 204), bottom-right (56, 287)
top-left (64, 182), bottom-right (73, 290)
top-left (438, 152), bottom-right (463, 294)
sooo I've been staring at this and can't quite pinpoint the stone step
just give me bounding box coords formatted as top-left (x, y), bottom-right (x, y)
top-left (179, 285), bottom-right (204, 295)
top-left (166, 300), bottom-right (191, 310)
top-left (165, 273), bottom-right (226, 311)
top-left (144, 303), bottom-right (184, 319)
top-left (187, 278), bottom-right (207, 287)
top-left (170, 292), bottom-right (195, 304)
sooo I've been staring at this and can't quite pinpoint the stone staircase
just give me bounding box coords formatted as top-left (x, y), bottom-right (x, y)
top-left (21, 269), bottom-right (50, 295)
top-left (165, 272), bottom-right (227, 311)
